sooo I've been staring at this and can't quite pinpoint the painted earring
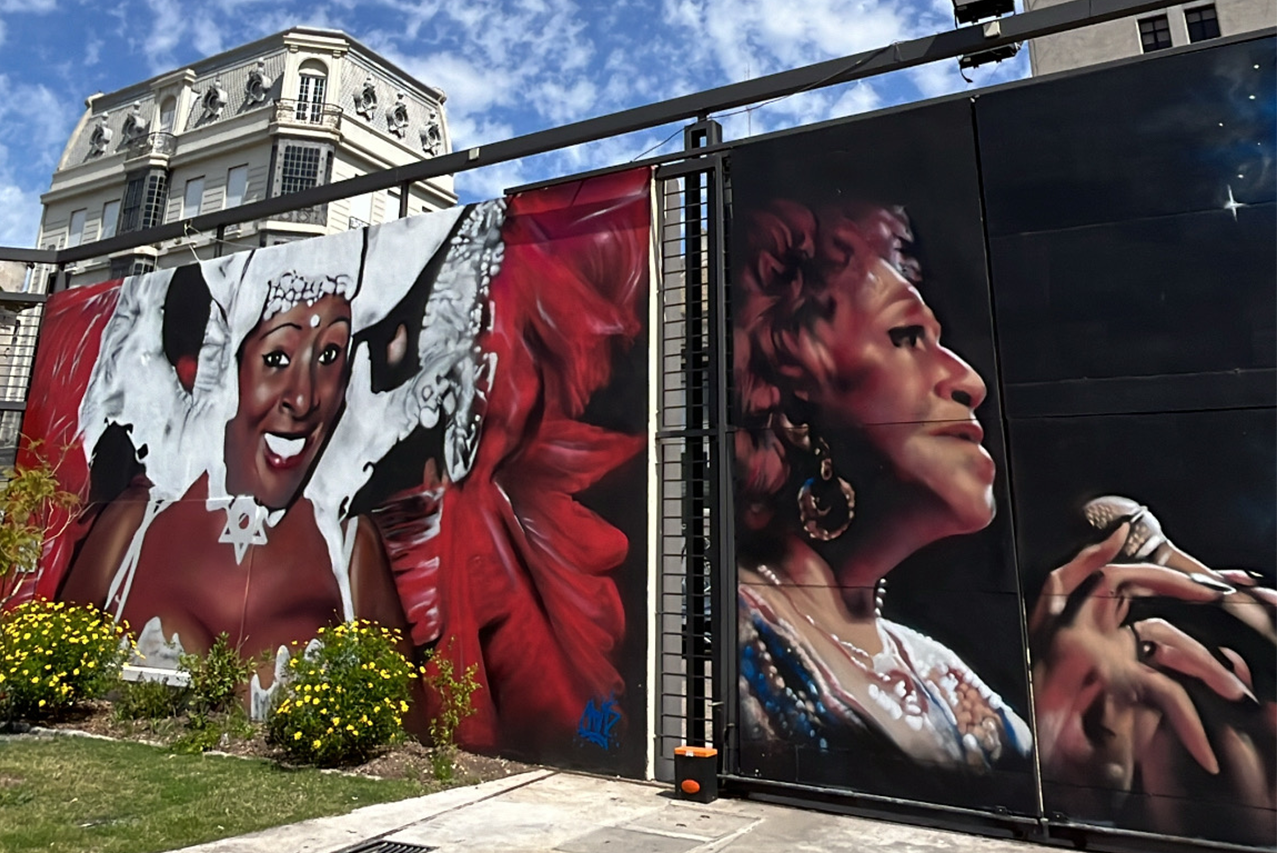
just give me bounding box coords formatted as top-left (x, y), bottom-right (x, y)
top-left (796, 435), bottom-right (855, 542)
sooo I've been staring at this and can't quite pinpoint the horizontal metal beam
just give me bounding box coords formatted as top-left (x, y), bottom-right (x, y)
top-left (0, 292), bottom-right (47, 307)
top-left (0, 0), bottom-right (1235, 266)
top-left (0, 248), bottom-right (56, 264)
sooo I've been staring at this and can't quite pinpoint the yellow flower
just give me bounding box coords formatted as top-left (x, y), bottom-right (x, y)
top-left (312, 739), bottom-right (322, 749)
top-left (294, 731), bottom-right (303, 741)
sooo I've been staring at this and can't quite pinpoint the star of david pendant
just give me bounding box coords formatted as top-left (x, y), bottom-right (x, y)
top-left (218, 495), bottom-right (269, 564)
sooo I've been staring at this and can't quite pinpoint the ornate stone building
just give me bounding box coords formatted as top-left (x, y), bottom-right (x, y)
top-left (36, 27), bottom-right (456, 290)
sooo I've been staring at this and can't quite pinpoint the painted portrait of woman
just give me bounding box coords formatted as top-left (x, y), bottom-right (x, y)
top-left (732, 196), bottom-right (1032, 800)
top-left (22, 169), bottom-right (652, 770)
top-left (57, 267), bottom-right (412, 680)
top-left (728, 84), bottom-right (1274, 839)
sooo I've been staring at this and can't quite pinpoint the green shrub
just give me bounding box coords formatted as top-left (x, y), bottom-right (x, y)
top-left (0, 598), bottom-right (132, 720)
top-left (113, 678), bottom-right (184, 721)
top-left (0, 447), bottom-right (80, 609)
top-left (171, 707), bottom-right (256, 754)
top-left (266, 620), bottom-right (417, 766)
top-left (420, 642), bottom-right (480, 781)
top-left (178, 632), bottom-right (253, 716)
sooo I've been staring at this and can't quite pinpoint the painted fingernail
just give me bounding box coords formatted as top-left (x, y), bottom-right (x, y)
top-left (1190, 573), bottom-right (1235, 594)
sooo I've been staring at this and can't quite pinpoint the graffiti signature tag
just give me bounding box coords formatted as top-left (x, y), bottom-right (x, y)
top-left (577, 695), bottom-right (621, 750)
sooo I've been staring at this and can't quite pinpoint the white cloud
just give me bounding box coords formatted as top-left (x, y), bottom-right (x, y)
top-left (190, 13), bottom-right (224, 58)
top-left (0, 74), bottom-right (80, 246)
top-left (0, 0), bottom-right (56, 11)
top-left (0, 75), bottom-right (77, 164)
top-left (0, 181), bottom-right (43, 246)
top-left (141, 0), bottom-right (185, 73)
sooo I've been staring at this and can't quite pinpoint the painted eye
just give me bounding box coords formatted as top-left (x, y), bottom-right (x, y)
top-left (317, 343), bottom-right (342, 366)
top-left (888, 325), bottom-right (925, 349)
top-left (263, 350), bottom-right (290, 368)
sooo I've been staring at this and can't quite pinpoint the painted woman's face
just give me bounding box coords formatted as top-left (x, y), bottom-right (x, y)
top-left (224, 294), bottom-right (351, 509)
top-left (802, 256), bottom-right (995, 538)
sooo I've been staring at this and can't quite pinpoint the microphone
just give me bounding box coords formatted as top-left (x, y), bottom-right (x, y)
top-left (1083, 495), bottom-right (1276, 642)
top-left (1082, 495), bottom-right (1213, 577)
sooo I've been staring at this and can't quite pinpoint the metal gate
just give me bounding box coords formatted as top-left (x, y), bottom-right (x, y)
top-left (652, 125), bottom-right (735, 783)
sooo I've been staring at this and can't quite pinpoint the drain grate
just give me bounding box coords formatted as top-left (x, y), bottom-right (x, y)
top-left (341, 841), bottom-right (437, 853)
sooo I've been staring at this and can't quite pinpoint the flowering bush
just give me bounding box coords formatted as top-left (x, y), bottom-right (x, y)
top-left (266, 620), bottom-right (416, 766)
top-left (0, 598), bottom-right (132, 720)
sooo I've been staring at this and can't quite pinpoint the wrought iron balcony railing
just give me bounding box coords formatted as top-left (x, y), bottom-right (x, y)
top-left (271, 203), bottom-right (329, 226)
top-left (125, 131), bottom-right (177, 158)
top-left (273, 99), bottom-right (343, 131)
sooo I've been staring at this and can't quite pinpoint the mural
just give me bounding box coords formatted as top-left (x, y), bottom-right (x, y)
top-left (730, 100), bottom-right (1036, 813)
top-left (731, 34), bottom-right (1275, 847)
top-left (17, 168), bottom-right (652, 774)
top-left (981, 36), bottom-right (1276, 846)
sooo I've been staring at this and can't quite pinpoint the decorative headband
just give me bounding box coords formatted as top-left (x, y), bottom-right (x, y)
top-left (261, 272), bottom-right (356, 321)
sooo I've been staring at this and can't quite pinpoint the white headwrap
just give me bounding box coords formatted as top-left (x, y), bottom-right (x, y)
top-left (77, 200), bottom-right (504, 621)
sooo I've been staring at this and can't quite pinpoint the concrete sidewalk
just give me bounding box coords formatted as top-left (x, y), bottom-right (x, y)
top-left (172, 769), bottom-right (1042, 853)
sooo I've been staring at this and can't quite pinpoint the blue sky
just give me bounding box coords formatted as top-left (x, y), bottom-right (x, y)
top-left (0, 0), bottom-right (1027, 246)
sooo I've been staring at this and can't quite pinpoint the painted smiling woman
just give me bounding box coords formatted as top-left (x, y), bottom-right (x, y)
top-left (57, 262), bottom-right (414, 714)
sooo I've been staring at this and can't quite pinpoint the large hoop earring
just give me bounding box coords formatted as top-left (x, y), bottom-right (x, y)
top-left (796, 434), bottom-right (855, 542)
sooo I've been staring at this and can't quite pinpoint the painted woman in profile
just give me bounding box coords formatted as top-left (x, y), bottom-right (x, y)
top-left (733, 197), bottom-right (1274, 826)
top-left (734, 198), bottom-right (1031, 781)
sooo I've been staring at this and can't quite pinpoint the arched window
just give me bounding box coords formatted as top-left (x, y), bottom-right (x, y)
top-left (159, 96), bottom-right (176, 132)
top-left (296, 59), bottom-right (328, 124)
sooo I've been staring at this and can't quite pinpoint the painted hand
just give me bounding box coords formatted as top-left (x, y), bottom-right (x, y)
top-left (1030, 524), bottom-right (1271, 808)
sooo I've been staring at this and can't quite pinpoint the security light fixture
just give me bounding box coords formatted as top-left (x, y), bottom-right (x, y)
top-left (953, 0), bottom-right (1016, 24)
top-left (958, 41), bottom-right (1021, 69)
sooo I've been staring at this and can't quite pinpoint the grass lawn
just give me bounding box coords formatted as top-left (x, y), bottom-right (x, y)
top-left (0, 733), bottom-right (429, 853)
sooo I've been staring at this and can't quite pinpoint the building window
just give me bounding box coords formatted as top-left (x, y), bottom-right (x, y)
top-left (1185, 5), bottom-right (1221, 42)
top-left (108, 255), bottom-right (155, 280)
top-left (296, 60), bottom-right (327, 123)
top-left (1138, 15), bottom-right (1173, 52)
top-left (67, 209), bottom-right (86, 248)
top-left (183, 176), bottom-right (205, 219)
top-left (100, 200), bottom-right (120, 240)
top-left (279, 145), bottom-right (322, 195)
top-left (159, 96), bottom-right (176, 133)
top-left (120, 169), bottom-right (170, 234)
top-left (225, 165), bottom-right (249, 208)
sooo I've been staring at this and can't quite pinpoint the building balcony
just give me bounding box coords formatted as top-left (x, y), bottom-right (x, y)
top-left (122, 131), bottom-right (177, 164)
top-left (273, 99), bottom-right (343, 132)
top-left (271, 203), bottom-right (329, 226)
